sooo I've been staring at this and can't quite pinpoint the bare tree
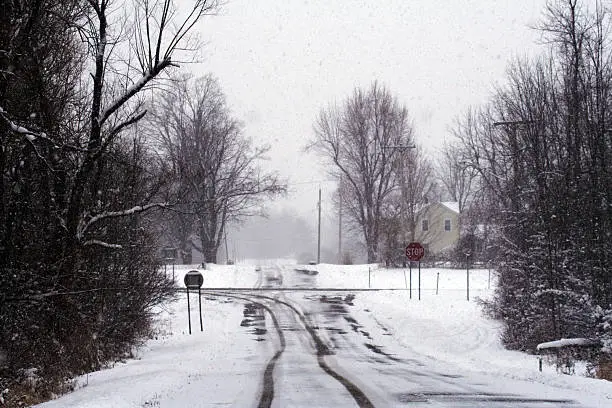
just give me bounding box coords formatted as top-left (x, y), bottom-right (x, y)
top-left (452, 1), bottom-right (612, 357)
top-left (375, 146), bottom-right (437, 266)
top-left (398, 146), bottom-right (435, 242)
top-left (436, 139), bottom-right (478, 212)
top-left (311, 82), bottom-right (414, 263)
top-left (65, 0), bottom-right (219, 249)
top-left (0, 0), bottom-right (220, 397)
top-left (150, 74), bottom-right (285, 263)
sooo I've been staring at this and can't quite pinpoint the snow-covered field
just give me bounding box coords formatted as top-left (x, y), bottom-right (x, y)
top-left (36, 261), bottom-right (612, 407)
top-left (300, 263), bottom-right (612, 405)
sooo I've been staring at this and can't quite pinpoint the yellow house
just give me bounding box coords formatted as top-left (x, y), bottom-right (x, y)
top-left (414, 201), bottom-right (460, 255)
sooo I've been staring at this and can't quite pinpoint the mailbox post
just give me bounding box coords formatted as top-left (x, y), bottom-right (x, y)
top-left (184, 270), bottom-right (204, 334)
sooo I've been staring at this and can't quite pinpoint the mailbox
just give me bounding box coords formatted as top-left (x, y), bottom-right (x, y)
top-left (184, 270), bottom-right (203, 289)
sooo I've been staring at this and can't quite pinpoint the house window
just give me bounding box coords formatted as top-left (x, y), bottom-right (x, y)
top-left (422, 219), bottom-right (429, 232)
top-left (444, 219), bottom-right (451, 231)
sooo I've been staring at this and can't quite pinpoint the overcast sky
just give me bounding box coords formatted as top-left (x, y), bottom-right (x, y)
top-left (189, 0), bottom-right (560, 257)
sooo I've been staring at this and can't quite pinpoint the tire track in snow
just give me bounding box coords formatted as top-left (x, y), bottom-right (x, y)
top-left (224, 290), bottom-right (375, 408)
top-left (204, 291), bottom-right (286, 408)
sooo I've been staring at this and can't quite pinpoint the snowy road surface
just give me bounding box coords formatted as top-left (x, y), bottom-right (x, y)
top-left (37, 262), bottom-right (612, 407)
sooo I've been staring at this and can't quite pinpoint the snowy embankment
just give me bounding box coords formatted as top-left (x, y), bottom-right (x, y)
top-left (168, 261), bottom-right (612, 405)
top-left (313, 263), bottom-right (612, 405)
top-left (37, 264), bottom-right (269, 408)
top-left (36, 261), bottom-right (612, 407)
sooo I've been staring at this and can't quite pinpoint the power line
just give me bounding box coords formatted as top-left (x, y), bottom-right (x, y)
top-left (289, 178), bottom-right (338, 186)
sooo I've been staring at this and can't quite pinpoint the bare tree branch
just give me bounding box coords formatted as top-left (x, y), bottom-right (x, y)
top-left (77, 202), bottom-right (168, 241)
top-left (311, 82), bottom-right (413, 262)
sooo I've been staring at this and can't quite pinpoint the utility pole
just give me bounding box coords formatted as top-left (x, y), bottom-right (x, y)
top-left (338, 175), bottom-right (342, 264)
top-left (383, 144), bottom-right (416, 250)
top-left (400, 151), bottom-right (408, 246)
top-left (317, 187), bottom-right (322, 264)
top-left (224, 230), bottom-right (229, 264)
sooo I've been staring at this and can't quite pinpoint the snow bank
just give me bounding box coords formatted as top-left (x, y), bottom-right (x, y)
top-left (36, 261), bottom-right (612, 407)
top-left (537, 338), bottom-right (600, 350)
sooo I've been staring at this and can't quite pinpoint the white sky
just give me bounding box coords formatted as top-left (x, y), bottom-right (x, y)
top-left (191, 0), bottom-right (552, 219)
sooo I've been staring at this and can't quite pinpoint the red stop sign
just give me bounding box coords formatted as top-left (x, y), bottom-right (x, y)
top-left (405, 242), bottom-right (424, 261)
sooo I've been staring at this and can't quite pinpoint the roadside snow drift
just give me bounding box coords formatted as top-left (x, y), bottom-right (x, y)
top-left (35, 261), bottom-right (612, 408)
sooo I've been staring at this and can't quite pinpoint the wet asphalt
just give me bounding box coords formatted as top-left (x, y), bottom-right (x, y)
top-left (209, 266), bottom-right (584, 408)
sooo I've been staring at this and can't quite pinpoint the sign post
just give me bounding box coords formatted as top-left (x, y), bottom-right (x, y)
top-left (465, 252), bottom-right (471, 301)
top-left (409, 263), bottom-right (412, 298)
top-left (406, 242), bottom-right (425, 300)
top-left (419, 259), bottom-right (421, 300)
top-left (163, 247), bottom-right (178, 282)
top-left (184, 270), bottom-right (204, 334)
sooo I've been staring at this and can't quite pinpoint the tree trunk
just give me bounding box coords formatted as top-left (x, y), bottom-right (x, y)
top-left (199, 234), bottom-right (217, 264)
top-left (181, 246), bottom-right (192, 264)
top-left (198, 221), bottom-right (219, 264)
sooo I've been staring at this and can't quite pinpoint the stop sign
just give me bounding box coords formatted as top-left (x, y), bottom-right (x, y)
top-left (405, 242), bottom-right (425, 261)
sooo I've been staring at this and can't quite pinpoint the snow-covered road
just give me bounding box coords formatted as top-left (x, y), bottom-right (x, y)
top-left (37, 262), bottom-right (612, 407)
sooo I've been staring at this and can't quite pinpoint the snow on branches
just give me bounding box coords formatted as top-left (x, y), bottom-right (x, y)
top-left (76, 202), bottom-right (169, 247)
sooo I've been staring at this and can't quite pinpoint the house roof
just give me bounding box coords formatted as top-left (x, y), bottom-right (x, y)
top-left (416, 201), bottom-right (460, 216)
top-left (440, 201), bottom-right (460, 214)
